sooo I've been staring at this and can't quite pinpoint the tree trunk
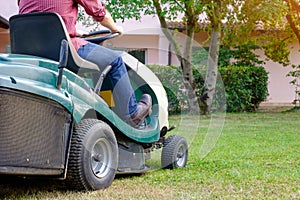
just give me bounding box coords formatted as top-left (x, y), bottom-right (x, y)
top-left (182, 10), bottom-right (200, 114)
top-left (201, 27), bottom-right (221, 114)
top-left (201, 0), bottom-right (222, 114)
top-left (152, 0), bottom-right (199, 114)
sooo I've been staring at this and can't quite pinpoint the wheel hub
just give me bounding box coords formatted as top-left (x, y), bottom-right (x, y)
top-left (91, 138), bottom-right (113, 178)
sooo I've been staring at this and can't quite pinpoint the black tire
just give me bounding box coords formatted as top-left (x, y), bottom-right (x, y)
top-left (66, 119), bottom-right (118, 191)
top-left (161, 135), bottom-right (188, 169)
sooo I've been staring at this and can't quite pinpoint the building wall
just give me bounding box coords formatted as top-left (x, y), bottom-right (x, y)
top-left (0, 28), bottom-right (10, 53)
top-left (0, 0), bottom-right (18, 53)
top-left (152, 29), bottom-right (296, 105)
top-left (103, 34), bottom-right (160, 64)
top-left (264, 60), bottom-right (294, 104)
top-left (261, 41), bottom-right (298, 105)
top-left (0, 0), bottom-right (18, 19)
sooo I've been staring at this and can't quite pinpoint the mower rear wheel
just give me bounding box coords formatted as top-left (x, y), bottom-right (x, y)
top-left (161, 135), bottom-right (188, 169)
top-left (67, 119), bottom-right (118, 190)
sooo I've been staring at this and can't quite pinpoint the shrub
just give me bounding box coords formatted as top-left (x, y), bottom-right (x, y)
top-left (218, 65), bottom-right (268, 112)
top-left (287, 64), bottom-right (300, 106)
top-left (148, 65), bottom-right (268, 113)
top-left (148, 65), bottom-right (189, 114)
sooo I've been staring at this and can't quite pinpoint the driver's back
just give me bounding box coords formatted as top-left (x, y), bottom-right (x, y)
top-left (9, 12), bottom-right (99, 73)
top-left (18, 0), bottom-right (78, 39)
top-left (18, 0), bottom-right (106, 52)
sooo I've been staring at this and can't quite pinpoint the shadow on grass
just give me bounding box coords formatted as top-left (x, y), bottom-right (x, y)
top-left (282, 106), bottom-right (300, 112)
top-left (0, 173), bottom-right (146, 199)
top-left (0, 175), bottom-right (69, 198)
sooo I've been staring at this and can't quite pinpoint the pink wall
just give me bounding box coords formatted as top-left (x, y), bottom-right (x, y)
top-left (261, 41), bottom-right (299, 105)
top-left (103, 34), bottom-right (160, 64)
top-left (0, 0), bottom-right (18, 19)
top-left (264, 61), bottom-right (294, 104)
top-left (0, 29), bottom-right (10, 53)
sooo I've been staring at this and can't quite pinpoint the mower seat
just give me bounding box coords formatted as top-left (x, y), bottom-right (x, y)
top-left (9, 12), bottom-right (99, 73)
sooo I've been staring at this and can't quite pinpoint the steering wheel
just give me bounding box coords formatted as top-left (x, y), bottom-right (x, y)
top-left (80, 30), bottom-right (120, 45)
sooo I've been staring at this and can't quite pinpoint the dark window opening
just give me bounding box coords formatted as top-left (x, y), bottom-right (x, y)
top-left (128, 49), bottom-right (146, 64)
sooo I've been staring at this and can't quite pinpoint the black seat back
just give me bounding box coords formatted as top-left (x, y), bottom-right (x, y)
top-left (9, 12), bottom-right (89, 73)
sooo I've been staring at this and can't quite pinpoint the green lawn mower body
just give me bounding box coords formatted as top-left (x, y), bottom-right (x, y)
top-left (0, 12), bottom-right (188, 191)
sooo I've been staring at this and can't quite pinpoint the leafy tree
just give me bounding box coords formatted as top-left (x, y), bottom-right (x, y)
top-left (284, 0), bottom-right (300, 103)
top-left (104, 0), bottom-right (244, 114)
top-left (105, 0), bottom-right (203, 113)
top-left (223, 0), bottom-right (295, 67)
top-left (237, 0), bottom-right (300, 103)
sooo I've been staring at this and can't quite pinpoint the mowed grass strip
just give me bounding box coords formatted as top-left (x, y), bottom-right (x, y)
top-left (1, 110), bottom-right (299, 199)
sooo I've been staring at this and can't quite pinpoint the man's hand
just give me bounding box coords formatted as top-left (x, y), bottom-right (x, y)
top-left (111, 25), bottom-right (123, 36)
top-left (76, 29), bottom-right (89, 37)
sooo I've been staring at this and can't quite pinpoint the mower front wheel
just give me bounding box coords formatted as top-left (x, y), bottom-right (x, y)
top-left (67, 119), bottom-right (118, 190)
top-left (161, 135), bottom-right (188, 169)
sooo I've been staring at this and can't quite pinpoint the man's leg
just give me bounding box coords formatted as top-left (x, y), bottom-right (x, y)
top-left (109, 56), bottom-right (138, 119)
top-left (77, 42), bottom-right (151, 127)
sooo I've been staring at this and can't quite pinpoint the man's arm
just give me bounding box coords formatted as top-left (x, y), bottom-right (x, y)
top-left (77, 0), bottom-right (123, 34)
top-left (100, 12), bottom-right (123, 34)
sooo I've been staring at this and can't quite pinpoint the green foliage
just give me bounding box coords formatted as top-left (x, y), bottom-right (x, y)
top-left (148, 65), bottom-right (189, 114)
top-left (78, 6), bottom-right (99, 31)
top-left (218, 65), bottom-right (268, 112)
top-left (191, 47), bottom-right (209, 66)
top-left (287, 64), bottom-right (300, 105)
top-left (192, 44), bottom-right (268, 113)
top-left (218, 43), bottom-right (265, 67)
top-left (105, 0), bottom-right (154, 21)
top-left (222, 0), bottom-right (293, 67)
top-left (149, 64), bottom-right (268, 113)
top-left (105, 0), bottom-right (184, 22)
top-left (263, 37), bottom-right (291, 66)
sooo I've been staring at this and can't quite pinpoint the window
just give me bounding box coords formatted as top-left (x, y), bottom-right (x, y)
top-left (128, 49), bottom-right (146, 64)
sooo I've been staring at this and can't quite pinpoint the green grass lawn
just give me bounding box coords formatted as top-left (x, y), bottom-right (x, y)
top-left (1, 109), bottom-right (299, 199)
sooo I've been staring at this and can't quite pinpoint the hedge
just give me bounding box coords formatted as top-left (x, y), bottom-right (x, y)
top-left (148, 65), bottom-right (268, 113)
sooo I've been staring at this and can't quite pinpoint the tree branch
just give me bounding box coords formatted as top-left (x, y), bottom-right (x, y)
top-left (152, 0), bottom-right (183, 64)
top-left (284, 0), bottom-right (300, 44)
top-left (172, 0), bottom-right (185, 11)
top-left (286, 0), bottom-right (300, 11)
